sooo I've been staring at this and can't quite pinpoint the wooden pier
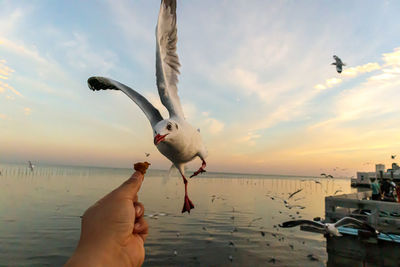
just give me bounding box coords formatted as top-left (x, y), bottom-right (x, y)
top-left (303, 191), bottom-right (400, 267)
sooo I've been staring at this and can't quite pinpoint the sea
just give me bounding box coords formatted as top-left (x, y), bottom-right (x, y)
top-left (0, 163), bottom-right (355, 266)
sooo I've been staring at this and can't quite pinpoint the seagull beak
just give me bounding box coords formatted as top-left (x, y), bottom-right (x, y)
top-left (154, 134), bottom-right (168, 145)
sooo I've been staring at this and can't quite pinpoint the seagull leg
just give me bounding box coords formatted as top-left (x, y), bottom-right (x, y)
top-left (181, 175), bottom-right (194, 213)
top-left (190, 160), bottom-right (206, 178)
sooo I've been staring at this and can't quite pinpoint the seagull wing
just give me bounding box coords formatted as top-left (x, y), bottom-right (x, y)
top-left (334, 217), bottom-right (376, 232)
top-left (156, 0), bottom-right (184, 119)
top-left (280, 220), bottom-right (324, 228)
top-left (288, 189), bottom-right (303, 199)
top-left (88, 76), bottom-right (163, 127)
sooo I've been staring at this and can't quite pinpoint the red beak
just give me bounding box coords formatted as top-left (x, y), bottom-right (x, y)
top-left (154, 134), bottom-right (168, 145)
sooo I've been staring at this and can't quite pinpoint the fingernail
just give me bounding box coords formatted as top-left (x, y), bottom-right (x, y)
top-left (135, 205), bottom-right (142, 214)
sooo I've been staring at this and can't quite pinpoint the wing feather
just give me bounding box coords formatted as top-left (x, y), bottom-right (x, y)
top-left (279, 220), bottom-right (324, 228)
top-left (156, 0), bottom-right (184, 118)
top-left (88, 76), bottom-right (163, 127)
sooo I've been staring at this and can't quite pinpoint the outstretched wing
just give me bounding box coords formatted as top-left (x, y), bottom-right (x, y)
top-left (88, 76), bottom-right (163, 127)
top-left (334, 217), bottom-right (376, 232)
top-left (279, 220), bottom-right (324, 228)
top-left (156, 0), bottom-right (184, 118)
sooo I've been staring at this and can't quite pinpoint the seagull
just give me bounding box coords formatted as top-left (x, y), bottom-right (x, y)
top-left (334, 189), bottom-right (343, 195)
top-left (145, 153), bottom-right (150, 157)
top-left (288, 189), bottom-right (303, 199)
top-left (87, 0), bottom-right (207, 213)
top-left (331, 55), bottom-right (346, 73)
top-left (279, 216), bottom-right (377, 237)
top-left (28, 161), bottom-right (35, 172)
top-left (391, 155), bottom-right (396, 159)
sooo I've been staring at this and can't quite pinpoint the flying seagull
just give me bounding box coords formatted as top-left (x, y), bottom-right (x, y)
top-left (331, 55), bottom-right (346, 73)
top-left (288, 189), bottom-right (303, 199)
top-left (145, 153), bottom-right (150, 157)
top-left (279, 216), bottom-right (377, 237)
top-left (28, 161), bottom-right (35, 172)
top-left (87, 0), bottom-right (207, 213)
top-left (391, 155), bottom-right (396, 159)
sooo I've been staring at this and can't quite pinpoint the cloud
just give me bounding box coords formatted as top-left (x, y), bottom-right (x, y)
top-left (203, 118), bottom-right (224, 134)
top-left (342, 62), bottom-right (380, 77)
top-left (61, 33), bottom-right (117, 74)
top-left (236, 132), bottom-right (261, 146)
top-left (314, 84), bottom-right (326, 91)
top-left (24, 107), bottom-right (31, 115)
top-left (382, 47), bottom-right (400, 66)
top-left (0, 113), bottom-right (6, 119)
top-left (0, 80), bottom-right (22, 96)
top-left (0, 59), bottom-right (21, 97)
top-left (325, 78), bottom-right (342, 88)
top-left (0, 37), bottom-right (47, 64)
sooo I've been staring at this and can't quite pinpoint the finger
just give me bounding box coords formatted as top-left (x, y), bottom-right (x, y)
top-left (134, 162), bottom-right (151, 175)
top-left (133, 217), bottom-right (148, 241)
top-left (134, 202), bottom-right (144, 218)
top-left (115, 171), bottom-right (144, 200)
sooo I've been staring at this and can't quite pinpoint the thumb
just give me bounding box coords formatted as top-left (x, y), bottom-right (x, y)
top-left (116, 171), bottom-right (144, 200)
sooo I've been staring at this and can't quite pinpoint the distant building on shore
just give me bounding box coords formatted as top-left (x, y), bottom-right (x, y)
top-left (352, 163), bottom-right (400, 187)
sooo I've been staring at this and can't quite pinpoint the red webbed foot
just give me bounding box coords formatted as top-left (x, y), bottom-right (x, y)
top-left (190, 160), bottom-right (207, 178)
top-left (182, 195), bottom-right (195, 213)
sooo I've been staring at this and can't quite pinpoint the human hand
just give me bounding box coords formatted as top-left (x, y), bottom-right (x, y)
top-left (65, 162), bottom-right (150, 267)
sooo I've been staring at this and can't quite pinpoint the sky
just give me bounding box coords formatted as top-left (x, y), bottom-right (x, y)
top-left (1, 0), bottom-right (400, 176)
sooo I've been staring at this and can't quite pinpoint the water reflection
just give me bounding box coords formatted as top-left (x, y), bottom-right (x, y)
top-left (0, 163), bottom-right (353, 266)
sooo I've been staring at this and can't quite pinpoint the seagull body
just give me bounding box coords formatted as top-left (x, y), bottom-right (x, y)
top-left (331, 55), bottom-right (346, 73)
top-left (28, 161), bottom-right (34, 172)
top-left (280, 216), bottom-right (377, 237)
top-left (87, 0), bottom-right (207, 213)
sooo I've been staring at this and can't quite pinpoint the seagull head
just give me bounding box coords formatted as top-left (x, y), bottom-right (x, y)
top-left (153, 119), bottom-right (180, 146)
top-left (325, 224), bottom-right (342, 237)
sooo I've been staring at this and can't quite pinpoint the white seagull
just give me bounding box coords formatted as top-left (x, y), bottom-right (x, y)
top-left (331, 55), bottom-right (346, 73)
top-left (28, 161), bottom-right (35, 172)
top-left (87, 0), bottom-right (207, 213)
top-left (279, 216), bottom-right (377, 237)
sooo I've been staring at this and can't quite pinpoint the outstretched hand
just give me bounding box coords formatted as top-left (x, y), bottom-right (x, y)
top-left (65, 162), bottom-right (150, 267)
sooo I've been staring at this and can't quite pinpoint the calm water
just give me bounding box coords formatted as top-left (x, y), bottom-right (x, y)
top-left (0, 163), bottom-right (354, 266)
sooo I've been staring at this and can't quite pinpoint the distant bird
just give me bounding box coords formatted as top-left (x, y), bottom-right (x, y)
top-left (331, 55), bottom-right (346, 73)
top-left (145, 153), bottom-right (150, 157)
top-left (288, 189), bottom-right (303, 199)
top-left (391, 155), bottom-right (396, 159)
top-left (307, 254), bottom-right (319, 261)
top-left (327, 175), bottom-right (333, 178)
top-left (0, 170), bottom-right (2, 176)
top-left (280, 216), bottom-right (377, 237)
top-left (87, 0), bottom-right (207, 213)
top-left (334, 189), bottom-right (343, 195)
top-left (28, 161), bottom-right (35, 172)
top-left (320, 173), bottom-right (327, 177)
top-left (248, 217), bottom-right (262, 226)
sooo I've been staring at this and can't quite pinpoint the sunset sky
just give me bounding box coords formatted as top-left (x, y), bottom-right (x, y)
top-left (1, 0), bottom-right (400, 176)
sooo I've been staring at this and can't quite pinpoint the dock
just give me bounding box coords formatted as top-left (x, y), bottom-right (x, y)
top-left (302, 191), bottom-right (400, 267)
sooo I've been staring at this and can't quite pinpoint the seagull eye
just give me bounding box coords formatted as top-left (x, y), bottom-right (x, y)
top-left (166, 123), bottom-right (172, 131)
